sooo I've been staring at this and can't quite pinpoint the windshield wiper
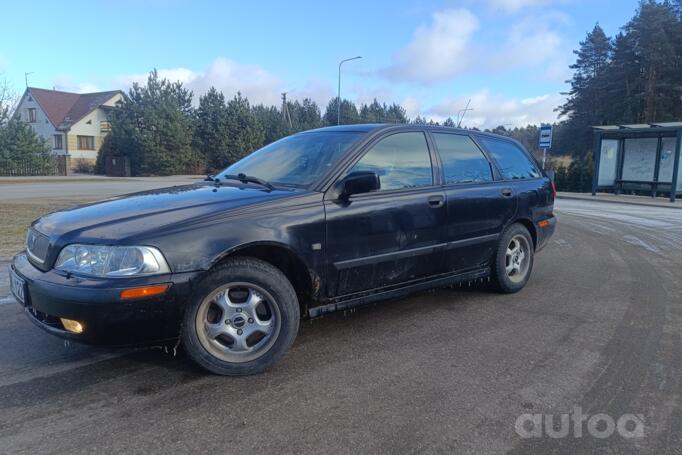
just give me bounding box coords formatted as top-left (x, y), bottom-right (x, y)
top-left (222, 173), bottom-right (275, 191)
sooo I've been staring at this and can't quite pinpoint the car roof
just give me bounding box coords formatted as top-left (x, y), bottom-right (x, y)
top-left (303, 123), bottom-right (518, 142)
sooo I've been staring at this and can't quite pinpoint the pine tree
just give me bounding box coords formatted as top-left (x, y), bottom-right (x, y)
top-left (195, 87), bottom-right (230, 171)
top-left (106, 70), bottom-right (197, 175)
top-left (252, 104), bottom-right (289, 145)
top-left (604, 32), bottom-right (643, 123)
top-left (559, 24), bottom-right (612, 156)
top-left (223, 92), bottom-right (265, 166)
top-left (443, 117), bottom-right (456, 127)
top-left (0, 118), bottom-right (53, 173)
top-left (323, 98), bottom-right (359, 125)
top-left (287, 98), bottom-right (323, 132)
top-left (623, 0), bottom-right (682, 122)
top-left (385, 103), bottom-right (408, 123)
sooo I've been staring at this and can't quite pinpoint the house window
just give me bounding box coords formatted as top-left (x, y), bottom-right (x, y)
top-left (100, 121), bottom-right (111, 133)
top-left (77, 135), bottom-right (95, 150)
top-left (27, 108), bottom-right (36, 123)
top-left (54, 134), bottom-right (63, 149)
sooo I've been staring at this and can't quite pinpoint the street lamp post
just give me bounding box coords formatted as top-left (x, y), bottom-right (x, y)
top-left (337, 56), bottom-right (362, 125)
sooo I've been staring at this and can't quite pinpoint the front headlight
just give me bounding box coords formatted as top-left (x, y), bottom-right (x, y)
top-left (55, 244), bottom-right (171, 277)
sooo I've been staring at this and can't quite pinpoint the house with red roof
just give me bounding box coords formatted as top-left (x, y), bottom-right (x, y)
top-left (14, 87), bottom-right (123, 167)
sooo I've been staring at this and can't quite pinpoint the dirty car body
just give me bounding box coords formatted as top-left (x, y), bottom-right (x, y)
top-left (11, 124), bottom-right (556, 373)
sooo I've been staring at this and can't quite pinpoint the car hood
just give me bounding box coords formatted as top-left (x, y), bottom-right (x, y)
top-left (33, 183), bottom-right (303, 242)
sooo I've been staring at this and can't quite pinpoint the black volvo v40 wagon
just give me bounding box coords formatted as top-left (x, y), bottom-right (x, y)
top-left (10, 124), bottom-right (556, 375)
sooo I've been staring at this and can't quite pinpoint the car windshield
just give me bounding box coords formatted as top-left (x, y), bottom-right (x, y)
top-left (216, 131), bottom-right (365, 189)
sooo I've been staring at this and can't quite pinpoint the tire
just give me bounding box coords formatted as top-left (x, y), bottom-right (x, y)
top-left (491, 223), bottom-right (534, 293)
top-left (182, 256), bottom-right (300, 375)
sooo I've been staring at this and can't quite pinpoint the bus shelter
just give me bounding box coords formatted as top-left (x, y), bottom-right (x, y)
top-left (592, 123), bottom-right (682, 202)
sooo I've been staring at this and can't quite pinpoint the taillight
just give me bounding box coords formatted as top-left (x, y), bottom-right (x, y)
top-left (550, 180), bottom-right (557, 199)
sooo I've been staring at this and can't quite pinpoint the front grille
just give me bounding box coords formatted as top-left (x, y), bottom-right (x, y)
top-left (26, 228), bottom-right (50, 264)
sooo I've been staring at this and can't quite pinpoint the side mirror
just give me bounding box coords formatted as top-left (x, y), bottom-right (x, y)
top-left (335, 171), bottom-right (380, 200)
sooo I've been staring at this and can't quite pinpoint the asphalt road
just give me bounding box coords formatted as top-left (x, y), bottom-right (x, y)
top-left (0, 199), bottom-right (680, 454)
top-left (0, 176), bottom-right (201, 201)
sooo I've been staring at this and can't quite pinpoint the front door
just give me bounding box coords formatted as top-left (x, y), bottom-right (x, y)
top-left (324, 131), bottom-right (446, 297)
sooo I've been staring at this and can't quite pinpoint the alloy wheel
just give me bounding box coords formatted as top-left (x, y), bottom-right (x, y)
top-left (195, 282), bottom-right (281, 363)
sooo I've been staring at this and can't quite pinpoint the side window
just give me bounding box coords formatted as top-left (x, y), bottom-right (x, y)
top-left (478, 137), bottom-right (540, 180)
top-left (433, 133), bottom-right (492, 184)
top-left (350, 132), bottom-right (433, 191)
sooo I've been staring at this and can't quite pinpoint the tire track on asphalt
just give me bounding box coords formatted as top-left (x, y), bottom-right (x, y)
top-left (509, 210), bottom-right (681, 454)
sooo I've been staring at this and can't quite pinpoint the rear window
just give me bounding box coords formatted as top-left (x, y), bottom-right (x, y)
top-left (477, 137), bottom-right (540, 180)
top-left (432, 133), bottom-right (492, 184)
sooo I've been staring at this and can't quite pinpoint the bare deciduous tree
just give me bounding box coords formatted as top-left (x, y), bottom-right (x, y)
top-left (0, 73), bottom-right (18, 126)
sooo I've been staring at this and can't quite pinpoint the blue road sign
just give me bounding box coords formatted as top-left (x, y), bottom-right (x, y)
top-left (539, 125), bottom-right (553, 149)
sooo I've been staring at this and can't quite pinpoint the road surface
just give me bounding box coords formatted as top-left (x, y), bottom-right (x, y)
top-left (0, 176), bottom-right (201, 201)
top-left (0, 199), bottom-right (680, 454)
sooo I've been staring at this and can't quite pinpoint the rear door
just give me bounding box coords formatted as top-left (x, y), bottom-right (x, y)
top-left (430, 132), bottom-right (516, 273)
top-left (324, 130), bottom-right (447, 296)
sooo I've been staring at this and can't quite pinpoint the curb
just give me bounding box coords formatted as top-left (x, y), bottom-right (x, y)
top-left (557, 194), bottom-right (682, 210)
top-left (0, 296), bottom-right (16, 305)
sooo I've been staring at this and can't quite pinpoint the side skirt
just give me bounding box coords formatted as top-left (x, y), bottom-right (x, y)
top-left (307, 268), bottom-right (490, 318)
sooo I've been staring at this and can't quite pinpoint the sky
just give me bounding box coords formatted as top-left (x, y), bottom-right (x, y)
top-left (0, 0), bottom-right (641, 129)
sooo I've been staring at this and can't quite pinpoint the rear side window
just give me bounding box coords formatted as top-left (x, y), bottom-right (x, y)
top-left (350, 132), bottom-right (433, 190)
top-left (478, 137), bottom-right (540, 180)
top-left (433, 133), bottom-right (492, 184)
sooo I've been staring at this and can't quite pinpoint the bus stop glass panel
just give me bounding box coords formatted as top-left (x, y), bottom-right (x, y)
top-left (622, 138), bottom-right (658, 182)
top-left (658, 137), bottom-right (676, 183)
top-left (598, 139), bottom-right (619, 186)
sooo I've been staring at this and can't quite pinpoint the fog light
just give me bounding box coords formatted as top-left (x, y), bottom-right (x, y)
top-left (61, 318), bottom-right (84, 334)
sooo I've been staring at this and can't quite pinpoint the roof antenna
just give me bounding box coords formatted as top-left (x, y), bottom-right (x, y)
top-left (457, 99), bottom-right (473, 128)
top-left (24, 72), bottom-right (34, 88)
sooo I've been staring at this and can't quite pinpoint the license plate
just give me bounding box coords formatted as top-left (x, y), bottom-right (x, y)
top-left (10, 269), bottom-right (26, 305)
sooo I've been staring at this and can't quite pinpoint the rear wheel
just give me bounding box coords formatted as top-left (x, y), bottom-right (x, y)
top-left (492, 223), bottom-right (534, 293)
top-left (182, 257), bottom-right (299, 375)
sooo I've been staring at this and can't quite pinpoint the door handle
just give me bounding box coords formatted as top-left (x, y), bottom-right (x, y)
top-left (501, 188), bottom-right (513, 197)
top-left (428, 195), bottom-right (445, 208)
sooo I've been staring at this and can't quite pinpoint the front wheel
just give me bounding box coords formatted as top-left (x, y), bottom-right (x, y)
top-left (491, 223), bottom-right (534, 293)
top-left (182, 257), bottom-right (300, 375)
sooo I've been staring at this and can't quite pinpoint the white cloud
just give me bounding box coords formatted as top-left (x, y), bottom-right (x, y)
top-left (52, 75), bottom-right (101, 93)
top-left (383, 8), bottom-right (479, 84)
top-left (288, 79), bottom-right (335, 108)
top-left (401, 96), bottom-right (421, 119)
top-left (493, 19), bottom-right (563, 70)
top-left (485, 0), bottom-right (556, 13)
top-left (114, 58), bottom-right (336, 108)
top-left (427, 89), bottom-right (565, 128)
top-left (383, 7), bottom-right (570, 85)
top-left (116, 58), bottom-right (283, 106)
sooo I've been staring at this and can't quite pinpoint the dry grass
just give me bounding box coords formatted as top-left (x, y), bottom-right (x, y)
top-left (0, 198), bottom-right (97, 260)
top-left (550, 155), bottom-right (573, 168)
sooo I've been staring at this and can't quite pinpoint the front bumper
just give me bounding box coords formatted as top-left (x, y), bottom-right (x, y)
top-left (11, 253), bottom-right (200, 346)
